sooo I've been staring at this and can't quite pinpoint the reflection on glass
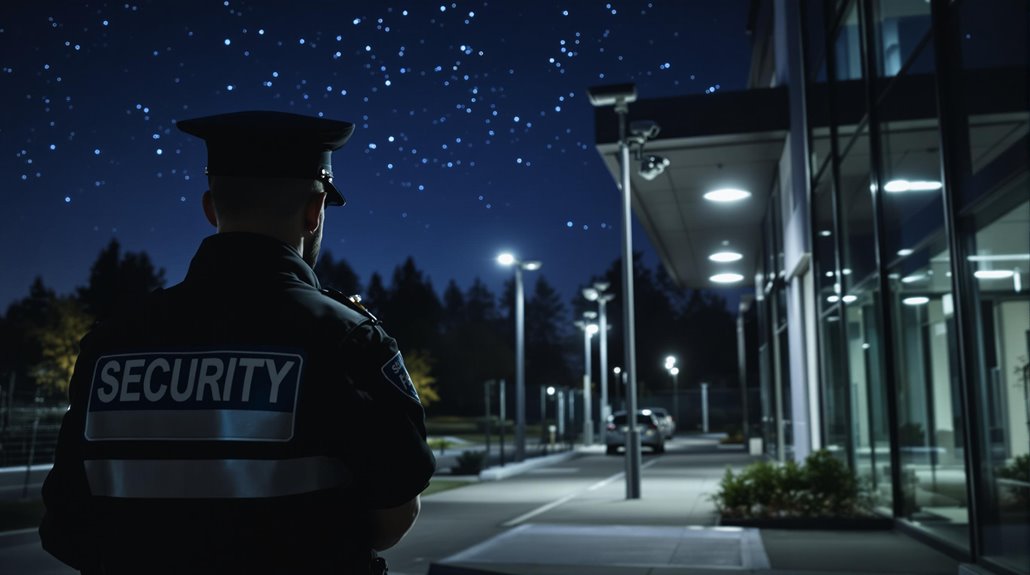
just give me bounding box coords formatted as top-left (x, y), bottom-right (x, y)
top-left (846, 287), bottom-right (893, 510)
top-left (835, 3), bottom-right (863, 81)
top-left (970, 199), bottom-right (1030, 573)
top-left (839, 127), bottom-right (877, 287)
top-left (874, 0), bottom-right (932, 77)
top-left (889, 244), bottom-right (969, 550)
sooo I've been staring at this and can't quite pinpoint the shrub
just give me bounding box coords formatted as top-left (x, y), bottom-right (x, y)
top-left (452, 450), bottom-right (486, 475)
top-left (711, 449), bottom-right (867, 519)
top-left (997, 454), bottom-right (1030, 508)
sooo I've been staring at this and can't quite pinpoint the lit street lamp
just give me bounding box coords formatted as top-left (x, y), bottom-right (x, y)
top-left (583, 283), bottom-right (615, 443)
top-left (574, 311), bottom-right (599, 444)
top-left (669, 366), bottom-right (680, 426)
top-left (497, 252), bottom-right (542, 462)
top-left (589, 81), bottom-right (656, 499)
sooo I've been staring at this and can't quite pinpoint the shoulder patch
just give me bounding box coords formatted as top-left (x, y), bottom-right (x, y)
top-left (381, 352), bottom-right (419, 402)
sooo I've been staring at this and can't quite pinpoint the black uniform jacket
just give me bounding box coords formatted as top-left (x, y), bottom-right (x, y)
top-left (40, 232), bottom-right (436, 574)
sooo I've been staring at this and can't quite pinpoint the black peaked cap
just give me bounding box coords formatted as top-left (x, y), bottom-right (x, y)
top-left (176, 110), bottom-right (355, 206)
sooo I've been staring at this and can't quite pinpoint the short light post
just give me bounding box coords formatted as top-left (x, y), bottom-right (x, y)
top-left (575, 311), bottom-right (599, 444)
top-left (496, 252), bottom-right (542, 462)
top-left (583, 283), bottom-right (615, 444)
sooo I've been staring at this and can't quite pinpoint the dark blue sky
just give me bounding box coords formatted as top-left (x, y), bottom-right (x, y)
top-left (2, 1), bottom-right (752, 312)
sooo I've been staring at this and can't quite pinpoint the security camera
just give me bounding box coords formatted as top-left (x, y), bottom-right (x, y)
top-left (587, 83), bottom-right (638, 107)
top-left (639, 155), bottom-right (670, 181)
top-left (630, 120), bottom-right (660, 141)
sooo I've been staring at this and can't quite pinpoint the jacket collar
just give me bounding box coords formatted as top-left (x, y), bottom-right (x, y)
top-left (184, 232), bottom-right (320, 289)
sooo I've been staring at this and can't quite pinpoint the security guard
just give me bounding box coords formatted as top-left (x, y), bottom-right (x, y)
top-left (40, 111), bottom-right (436, 574)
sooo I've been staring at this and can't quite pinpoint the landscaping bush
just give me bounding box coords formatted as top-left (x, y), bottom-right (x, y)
top-left (451, 450), bottom-right (486, 475)
top-left (997, 453), bottom-right (1030, 508)
top-left (712, 449), bottom-right (865, 519)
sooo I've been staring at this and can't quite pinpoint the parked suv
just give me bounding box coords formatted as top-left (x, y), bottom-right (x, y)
top-left (605, 410), bottom-right (665, 454)
top-left (645, 407), bottom-right (676, 439)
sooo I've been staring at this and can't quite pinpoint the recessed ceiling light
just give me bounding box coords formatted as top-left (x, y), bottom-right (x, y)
top-left (842, 295), bottom-right (857, 303)
top-left (897, 249), bottom-right (914, 257)
top-left (827, 295), bottom-right (840, 303)
top-left (709, 251), bottom-right (743, 263)
top-left (704, 188), bottom-right (751, 203)
top-left (819, 230), bottom-right (832, 237)
top-left (974, 270), bottom-right (1015, 279)
top-left (884, 179), bottom-right (943, 193)
top-left (710, 272), bottom-right (744, 283)
top-left (903, 296), bottom-right (930, 306)
top-left (901, 274), bottom-right (926, 284)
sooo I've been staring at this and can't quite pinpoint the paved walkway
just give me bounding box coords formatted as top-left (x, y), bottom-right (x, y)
top-left (428, 437), bottom-right (966, 575)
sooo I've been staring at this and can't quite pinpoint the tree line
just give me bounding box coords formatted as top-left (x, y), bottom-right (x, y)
top-left (0, 240), bottom-right (739, 416)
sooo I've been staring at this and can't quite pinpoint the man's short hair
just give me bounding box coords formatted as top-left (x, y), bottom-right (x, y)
top-left (209, 176), bottom-right (324, 221)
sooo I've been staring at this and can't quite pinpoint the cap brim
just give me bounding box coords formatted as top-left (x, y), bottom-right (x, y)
top-left (325, 181), bottom-right (346, 207)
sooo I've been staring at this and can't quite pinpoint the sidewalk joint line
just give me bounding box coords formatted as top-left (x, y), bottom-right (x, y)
top-left (501, 458), bottom-right (660, 527)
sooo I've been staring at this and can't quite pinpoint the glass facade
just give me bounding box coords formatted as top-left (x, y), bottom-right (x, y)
top-left (752, 0), bottom-right (1028, 573)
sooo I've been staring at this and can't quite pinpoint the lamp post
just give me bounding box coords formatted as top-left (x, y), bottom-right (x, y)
top-left (575, 312), bottom-right (599, 444)
top-left (613, 366), bottom-right (623, 412)
top-left (583, 283), bottom-right (615, 443)
top-left (664, 356), bottom-right (679, 428)
top-left (588, 82), bottom-right (645, 499)
top-left (497, 252), bottom-right (542, 462)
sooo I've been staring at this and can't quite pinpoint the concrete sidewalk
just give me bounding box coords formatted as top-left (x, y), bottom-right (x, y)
top-left (428, 437), bottom-right (965, 575)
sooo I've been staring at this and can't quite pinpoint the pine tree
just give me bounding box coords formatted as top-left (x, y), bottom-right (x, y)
top-left (77, 239), bottom-right (165, 320)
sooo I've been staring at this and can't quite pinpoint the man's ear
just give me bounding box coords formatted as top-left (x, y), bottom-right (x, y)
top-left (202, 190), bottom-right (218, 228)
top-left (304, 191), bottom-right (328, 234)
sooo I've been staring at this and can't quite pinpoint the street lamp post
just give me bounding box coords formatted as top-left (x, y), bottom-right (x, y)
top-left (664, 355), bottom-right (679, 428)
top-left (497, 252), bottom-right (542, 462)
top-left (589, 82), bottom-right (646, 499)
top-left (583, 283), bottom-right (615, 444)
top-left (575, 312), bottom-right (599, 445)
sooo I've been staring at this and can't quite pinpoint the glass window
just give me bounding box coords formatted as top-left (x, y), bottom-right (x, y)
top-left (845, 286), bottom-right (893, 511)
top-left (958, 0), bottom-right (1029, 209)
top-left (873, 0), bottom-right (932, 78)
top-left (967, 195), bottom-right (1030, 574)
top-left (834, 2), bottom-right (864, 81)
top-left (887, 244), bottom-right (970, 549)
top-left (820, 307), bottom-right (851, 458)
top-left (839, 126), bottom-right (877, 289)
top-left (804, 0), bottom-right (830, 83)
top-left (813, 170), bottom-right (840, 304)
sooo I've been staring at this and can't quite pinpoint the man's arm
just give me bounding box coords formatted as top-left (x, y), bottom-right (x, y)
top-left (369, 495), bottom-right (421, 551)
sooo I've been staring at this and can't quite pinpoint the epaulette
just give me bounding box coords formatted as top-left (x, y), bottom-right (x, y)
top-left (322, 288), bottom-right (380, 325)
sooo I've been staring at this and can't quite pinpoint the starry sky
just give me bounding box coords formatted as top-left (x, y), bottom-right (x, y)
top-left (2, 1), bottom-right (752, 312)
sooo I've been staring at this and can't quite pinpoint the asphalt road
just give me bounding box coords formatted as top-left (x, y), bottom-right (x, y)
top-left (0, 436), bottom-right (741, 575)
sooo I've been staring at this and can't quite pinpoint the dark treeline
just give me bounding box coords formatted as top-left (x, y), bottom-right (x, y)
top-left (0, 240), bottom-right (738, 416)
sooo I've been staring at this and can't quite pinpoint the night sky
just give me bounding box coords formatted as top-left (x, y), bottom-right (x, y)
top-left (2, 1), bottom-right (752, 312)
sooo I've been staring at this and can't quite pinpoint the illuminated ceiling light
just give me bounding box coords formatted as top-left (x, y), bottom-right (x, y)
top-left (827, 295), bottom-right (840, 303)
top-left (901, 274), bottom-right (926, 284)
top-left (903, 296), bottom-right (930, 306)
top-left (884, 179), bottom-right (943, 193)
top-left (842, 268), bottom-right (852, 275)
top-left (709, 251), bottom-right (743, 263)
top-left (897, 249), bottom-right (914, 257)
top-left (704, 188), bottom-right (751, 203)
top-left (819, 230), bottom-right (832, 237)
top-left (974, 270), bottom-right (1015, 279)
top-left (967, 254), bottom-right (1030, 262)
top-left (710, 272), bottom-right (744, 283)
top-left (842, 295), bottom-right (858, 303)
